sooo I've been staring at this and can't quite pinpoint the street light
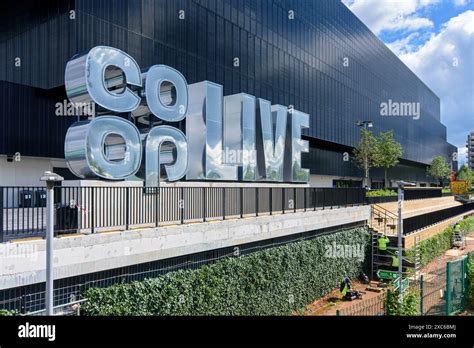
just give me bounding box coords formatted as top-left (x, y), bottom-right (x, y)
top-left (395, 180), bottom-right (415, 305)
top-left (40, 171), bottom-right (64, 315)
top-left (356, 120), bottom-right (374, 188)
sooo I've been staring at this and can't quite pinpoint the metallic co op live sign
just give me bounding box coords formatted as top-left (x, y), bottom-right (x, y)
top-left (64, 46), bottom-right (310, 187)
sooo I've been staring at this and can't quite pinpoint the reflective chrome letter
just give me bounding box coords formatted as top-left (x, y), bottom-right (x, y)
top-left (65, 46), bottom-right (142, 113)
top-left (143, 65), bottom-right (188, 122)
top-left (145, 126), bottom-right (188, 186)
top-left (284, 110), bottom-right (310, 182)
top-left (256, 100), bottom-right (287, 181)
top-left (186, 81), bottom-right (238, 180)
top-left (64, 116), bottom-right (142, 179)
top-left (223, 93), bottom-right (257, 181)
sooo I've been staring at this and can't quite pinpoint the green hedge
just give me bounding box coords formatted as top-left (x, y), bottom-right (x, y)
top-left (420, 227), bottom-right (454, 266)
top-left (467, 253), bottom-right (474, 310)
top-left (83, 227), bottom-right (371, 315)
top-left (366, 189), bottom-right (397, 197)
top-left (419, 216), bottom-right (474, 266)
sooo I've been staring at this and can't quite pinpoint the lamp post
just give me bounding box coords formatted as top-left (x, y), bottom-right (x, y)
top-left (396, 180), bottom-right (415, 304)
top-left (40, 171), bottom-right (64, 315)
top-left (356, 120), bottom-right (374, 189)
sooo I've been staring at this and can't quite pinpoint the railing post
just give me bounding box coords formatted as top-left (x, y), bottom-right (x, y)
top-left (313, 188), bottom-right (316, 211)
top-left (304, 188), bottom-right (307, 212)
top-left (420, 275), bottom-right (424, 316)
top-left (240, 187), bottom-right (243, 218)
top-left (322, 189), bottom-right (326, 210)
top-left (203, 187), bottom-right (206, 222)
top-left (294, 187), bottom-right (296, 213)
top-left (125, 187), bottom-right (129, 230)
top-left (446, 261), bottom-right (451, 315)
top-left (0, 188), bottom-right (3, 243)
top-left (222, 188), bottom-right (226, 221)
top-left (180, 187), bottom-right (184, 224)
top-left (155, 187), bottom-right (159, 227)
top-left (282, 188), bottom-right (285, 214)
top-left (91, 187), bottom-right (95, 234)
top-left (269, 188), bottom-right (273, 215)
top-left (255, 187), bottom-right (259, 217)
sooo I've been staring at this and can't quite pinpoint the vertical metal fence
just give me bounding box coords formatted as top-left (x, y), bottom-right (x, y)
top-left (0, 186), bottom-right (366, 242)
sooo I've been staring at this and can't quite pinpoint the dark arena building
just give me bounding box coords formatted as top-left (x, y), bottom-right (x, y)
top-left (0, 0), bottom-right (457, 187)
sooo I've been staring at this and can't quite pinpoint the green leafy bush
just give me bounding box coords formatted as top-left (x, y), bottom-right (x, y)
top-left (366, 189), bottom-right (397, 197)
top-left (385, 288), bottom-right (419, 315)
top-left (420, 226), bottom-right (454, 266)
top-left (467, 253), bottom-right (474, 310)
top-left (418, 216), bottom-right (474, 266)
top-left (0, 309), bottom-right (18, 316)
top-left (83, 227), bottom-right (371, 315)
top-left (457, 216), bottom-right (474, 236)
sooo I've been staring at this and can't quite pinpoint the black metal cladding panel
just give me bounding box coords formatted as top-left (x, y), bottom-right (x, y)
top-left (0, 1), bottom-right (77, 90)
top-left (303, 146), bottom-right (362, 178)
top-left (0, 0), bottom-right (453, 165)
top-left (0, 81), bottom-right (77, 158)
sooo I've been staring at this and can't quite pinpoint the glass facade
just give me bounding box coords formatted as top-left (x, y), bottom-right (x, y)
top-left (0, 0), bottom-right (456, 182)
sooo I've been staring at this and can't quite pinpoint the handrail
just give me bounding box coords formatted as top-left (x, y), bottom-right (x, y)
top-left (372, 203), bottom-right (398, 219)
top-left (369, 203), bottom-right (398, 235)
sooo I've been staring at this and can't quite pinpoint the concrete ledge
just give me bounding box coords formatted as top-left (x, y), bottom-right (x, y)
top-left (0, 205), bottom-right (369, 289)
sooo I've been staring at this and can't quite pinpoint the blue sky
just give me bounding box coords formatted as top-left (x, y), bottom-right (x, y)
top-left (343, 0), bottom-right (474, 166)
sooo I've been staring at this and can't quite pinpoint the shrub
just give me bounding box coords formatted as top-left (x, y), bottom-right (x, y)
top-left (366, 189), bottom-right (397, 197)
top-left (467, 253), bottom-right (474, 310)
top-left (418, 216), bottom-right (474, 266)
top-left (83, 227), bottom-right (371, 315)
top-left (385, 288), bottom-right (419, 316)
top-left (420, 226), bottom-right (453, 266)
top-left (0, 309), bottom-right (18, 316)
top-left (457, 216), bottom-right (474, 236)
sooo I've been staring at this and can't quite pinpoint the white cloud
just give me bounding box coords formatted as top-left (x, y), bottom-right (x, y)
top-left (398, 10), bottom-right (474, 149)
top-left (386, 32), bottom-right (421, 55)
top-left (453, 0), bottom-right (469, 7)
top-left (457, 146), bottom-right (468, 166)
top-left (342, 0), bottom-right (440, 34)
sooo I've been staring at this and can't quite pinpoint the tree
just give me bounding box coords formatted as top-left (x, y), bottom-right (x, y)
top-left (374, 131), bottom-right (403, 187)
top-left (427, 156), bottom-right (451, 187)
top-left (456, 164), bottom-right (473, 186)
top-left (353, 128), bottom-right (377, 188)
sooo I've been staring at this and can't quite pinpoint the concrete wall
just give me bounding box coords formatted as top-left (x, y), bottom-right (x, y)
top-left (309, 174), bottom-right (363, 188)
top-left (0, 205), bottom-right (370, 289)
top-left (0, 156), bottom-right (67, 186)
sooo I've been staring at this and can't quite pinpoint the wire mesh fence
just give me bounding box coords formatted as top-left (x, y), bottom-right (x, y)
top-left (337, 293), bottom-right (386, 316)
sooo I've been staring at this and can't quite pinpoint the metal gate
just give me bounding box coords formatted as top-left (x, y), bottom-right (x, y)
top-left (446, 255), bottom-right (469, 315)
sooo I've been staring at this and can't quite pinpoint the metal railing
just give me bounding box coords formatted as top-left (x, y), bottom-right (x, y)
top-left (403, 202), bottom-right (474, 234)
top-left (0, 186), bottom-right (366, 242)
top-left (369, 204), bottom-right (398, 235)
